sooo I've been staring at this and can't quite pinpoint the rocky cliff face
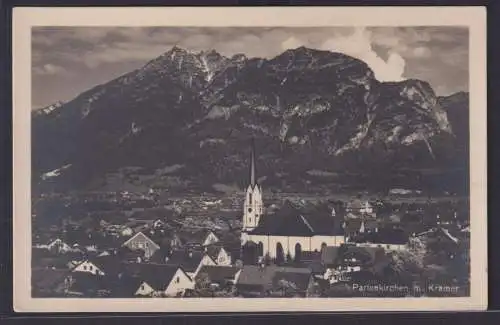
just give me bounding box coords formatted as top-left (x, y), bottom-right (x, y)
top-left (32, 46), bottom-right (469, 194)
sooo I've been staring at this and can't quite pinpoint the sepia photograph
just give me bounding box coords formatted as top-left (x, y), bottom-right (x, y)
top-left (12, 7), bottom-right (487, 312)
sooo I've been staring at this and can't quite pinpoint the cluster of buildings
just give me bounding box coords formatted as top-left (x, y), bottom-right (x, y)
top-left (32, 142), bottom-right (468, 298)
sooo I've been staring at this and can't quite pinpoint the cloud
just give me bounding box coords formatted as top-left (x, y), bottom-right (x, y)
top-left (319, 27), bottom-right (406, 82)
top-left (281, 36), bottom-right (303, 51)
top-left (82, 42), bottom-right (170, 68)
top-left (412, 46), bottom-right (432, 58)
top-left (33, 63), bottom-right (68, 76)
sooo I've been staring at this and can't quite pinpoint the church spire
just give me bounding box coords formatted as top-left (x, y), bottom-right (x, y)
top-left (250, 137), bottom-right (257, 187)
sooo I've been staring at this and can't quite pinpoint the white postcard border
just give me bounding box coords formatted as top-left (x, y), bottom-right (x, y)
top-left (13, 6), bottom-right (487, 312)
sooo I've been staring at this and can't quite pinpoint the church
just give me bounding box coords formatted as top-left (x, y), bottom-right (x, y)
top-left (240, 140), bottom-right (345, 261)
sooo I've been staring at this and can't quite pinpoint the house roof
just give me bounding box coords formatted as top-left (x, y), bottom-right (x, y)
top-left (342, 246), bottom-right (384, 264)
top-left (236, 265), bottom-right (311, 289)
top-left (68, 272), bottom-right (107, 292)
top-left (32, 269), bottom-right (68, 292)
top-left (149, 249), bottom-right (170, 264)
top-left (166, 249), bottom-right (213, 273)
top-left (84, 255), bottom-right (123, 276)
top-left (132, 263), bottom-right (183, 291)
top-left (353, 228), bottom-right (408, 245)
top-left (344, 219), bottom-right (362, 234)
top-left (196, 265), bottom-right (240, 283)
top-left (205, 245), bottom-right (224, 261)
top-left (321, 246), bottom-right (341, 266)
top-left (300, 250), bottom-right (322, 262)
top-left (122, 232), bottom-right (160, 250)
top-left (272, 270), bottom-right (312, 292)
top-left (184, 229), bottom-right (219, 245)
top-left (248, 201), bottom-right (344, 237)
top-left (109, 274), bottom-right (144, 297)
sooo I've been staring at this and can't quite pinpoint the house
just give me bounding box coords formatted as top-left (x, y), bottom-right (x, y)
top-left (343, 219), bottom-right (363, 241)
top-left (166, 249), bottom-right (217, 278)
top-left (183, 229), bottom-right (221, 248)
top-left (71, 255), bottom-right (122, 277)
top-left (321, 244), bottom-right (388, 284)
top-left (116, 246), bottom-right (146, 263)
top-left (64, 271), bottom-right (110, 297)
top-left (236, 265), bottom-right (314, 297)
top-left (71, 260), bottom-right (104, 276)
top-left (202, 230), bottom-right (220, 246)
top-left (360, 219), bottom-right (379, 234)
top-left (205, 244), bottom-right (232, 266)
top-left (32, 269), bottom-right (71, 297)
top-left (352, 228), bottom-right (408, 251)
top-left (130, 264), bottom-right (194, 297)
top-left (122, 231), bottom-right (160, 259)
top-left (296, 250), bottom-right (325, 276)
top-left (35, 238), bottom-right (74, 254)
top-left (195, 265), bottom-right (242, 288)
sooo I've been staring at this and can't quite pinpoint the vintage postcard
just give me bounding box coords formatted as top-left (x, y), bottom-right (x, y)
top-left (13, 7), bottom-right (487, 312)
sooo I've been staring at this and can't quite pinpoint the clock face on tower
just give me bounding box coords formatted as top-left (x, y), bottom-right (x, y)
top-left (248, 208), bottom-right (253, 213)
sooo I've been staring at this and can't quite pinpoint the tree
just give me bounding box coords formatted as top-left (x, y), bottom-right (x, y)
top-left (275, 279), bottom-right (299, 297)
top-left (194, 272), bottom-right (213, 297)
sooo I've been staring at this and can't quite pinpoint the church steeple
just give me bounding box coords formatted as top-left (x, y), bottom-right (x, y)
top-left (243, 137), bottom-right (263, 232)
top-left (250, 137), bottom-right (256, 187)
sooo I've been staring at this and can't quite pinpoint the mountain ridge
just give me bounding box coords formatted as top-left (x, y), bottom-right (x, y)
top-left (32, 46), bottom-right (469, 195)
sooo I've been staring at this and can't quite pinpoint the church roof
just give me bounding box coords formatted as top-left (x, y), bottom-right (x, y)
top-left (248, 201), bottom-right (344, 237)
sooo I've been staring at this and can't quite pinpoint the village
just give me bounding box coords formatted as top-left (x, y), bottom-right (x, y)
top-left (31, 190), bottom-right (470, 298)
top-left (31, 144), bottom-right (471, 299)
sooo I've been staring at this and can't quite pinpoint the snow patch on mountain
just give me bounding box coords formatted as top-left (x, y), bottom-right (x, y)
top-left (243, 123), bottom-right (270, 135)
top-left (206, 105), bottom-right (240, 120)
top-left (199, 138), bottom-right (226, 148)
top-left (41, 164), bottom-right (72, 180)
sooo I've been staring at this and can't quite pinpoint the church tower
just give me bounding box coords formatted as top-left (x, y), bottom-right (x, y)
top-left (243, 138), bottom-right (263, 231)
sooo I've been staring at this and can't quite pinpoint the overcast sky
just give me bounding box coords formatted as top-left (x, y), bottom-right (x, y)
top-left (32, 26), bottom-right (468, 108)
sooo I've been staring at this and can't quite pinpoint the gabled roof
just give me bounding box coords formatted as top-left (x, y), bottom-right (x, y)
top-left (68, 272), bottom-right (107, 293)
top-left (109, 274), bottom-right (144, 297)
top-left (149, 249), bottom-right (170, 264)
top-left (344, 219), bottom-right (362, 233)
top-left (122, 232), bottom-right (160, 250)
top-left (166, 249), bottom-right (214, 273)
top-left (248, 201), bottom-right (344, 237)
top-left (196, 265), bottom-right (240, 283)
top-left (183, 229), bottom-right (220, 245)
top-left (83, 255), bottom-right (123, 276)
top-left (139, 264), bottom-right (183, 291)
top-left (205, 245), bottom-right (224, 261)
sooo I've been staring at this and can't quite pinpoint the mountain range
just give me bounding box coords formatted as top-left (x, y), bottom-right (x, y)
top-left (32, 46), bottom-right (469, 196)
